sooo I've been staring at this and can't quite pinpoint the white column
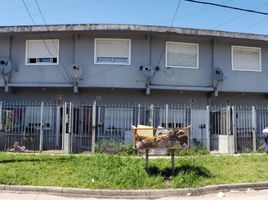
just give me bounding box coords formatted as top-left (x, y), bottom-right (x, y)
top-left (0, 102), bottom-right (2, 130)
top-left (61, 102), bottom-right (67, 151)
top-left (165, 104), bottom-right (169, 128)
top-left (39, 102), bottom-right (44, 152)
top-left (149, 104), bottom-right (154, 127)
top-left (232, 106), bottom-right (237, 153)
top-left (91, 101), bottom-right (96, 153)
top-left (137, 104), bottom-right (141, 125)
top-left (252, 106), bottom-right (257, 152)
top-left (206, 105), bottom-right (210, 151)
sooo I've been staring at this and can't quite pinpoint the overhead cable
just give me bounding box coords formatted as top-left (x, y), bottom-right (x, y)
top-left (185, 0), bottom-right (268, 16)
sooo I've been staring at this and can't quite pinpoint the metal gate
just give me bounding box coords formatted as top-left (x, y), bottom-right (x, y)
top-left (190, 109), bottom-right (208, 147)
top-left (60, 103), bottom-right (93, 153)
top-left (72, 103), bottom-right (92, 153)
top-left (235, 107), bottom-right (254, 153)
top-left (256, 107), bottom-right (268, 150)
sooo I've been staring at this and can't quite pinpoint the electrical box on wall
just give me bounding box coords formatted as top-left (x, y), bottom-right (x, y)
top-left (219, 135), bottom-right (235, 154)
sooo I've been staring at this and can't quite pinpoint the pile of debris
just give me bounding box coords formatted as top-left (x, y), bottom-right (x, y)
top-left (10, 141), bottom-right (26, 152)
top-left (132, 125), bottom-right (190, 149)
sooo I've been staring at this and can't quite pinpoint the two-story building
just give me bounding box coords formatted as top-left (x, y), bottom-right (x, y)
top-left (0, 24), bottom-right (268, 153)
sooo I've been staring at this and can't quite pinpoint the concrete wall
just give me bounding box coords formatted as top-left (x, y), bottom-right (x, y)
top-left (1, 87), bottom-right (268, 106)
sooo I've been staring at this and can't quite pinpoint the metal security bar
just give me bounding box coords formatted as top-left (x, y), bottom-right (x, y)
top-left (0, 101), bottom-right (267, 154)
top-left (235, 106), bottom-right (254, 153)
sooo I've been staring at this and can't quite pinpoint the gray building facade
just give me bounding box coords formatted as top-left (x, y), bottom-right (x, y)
top-left (0, 24), bottom-right (267, 105)
top-left (1, 24), bottom-right (268, 153)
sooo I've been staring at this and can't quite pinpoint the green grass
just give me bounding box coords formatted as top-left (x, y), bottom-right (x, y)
top-left (0, 152), bottom-right (267, 189)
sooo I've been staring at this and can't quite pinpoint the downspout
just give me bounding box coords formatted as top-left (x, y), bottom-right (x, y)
top-left (212, 38), bottom-right (217, 96)
top-left (146, 34), bottom-right (152, 95)
top-left (3, 35), bottom-right (12, 93)
top-left (73, 34), bottom-right (79, 93)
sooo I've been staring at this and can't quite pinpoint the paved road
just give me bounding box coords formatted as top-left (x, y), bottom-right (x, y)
top-left (0, 189), bottom-right (268, 200)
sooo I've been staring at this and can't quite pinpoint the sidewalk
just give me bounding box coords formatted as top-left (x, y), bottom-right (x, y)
top-left (1, 182), bottom-right (268, 199)
top-left (1, 189), bottom-right (268, 200)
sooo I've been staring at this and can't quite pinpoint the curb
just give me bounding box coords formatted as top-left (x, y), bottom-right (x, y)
top-left (1, 182), bottom-right (268, 198)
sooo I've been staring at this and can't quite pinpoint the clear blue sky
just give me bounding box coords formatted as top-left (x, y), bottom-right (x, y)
top-left (2, 0), bottom-right (268, 34)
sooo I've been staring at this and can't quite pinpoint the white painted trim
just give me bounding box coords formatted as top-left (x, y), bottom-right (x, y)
top-left (94, 38), bottom-right (131, 65)
top-left (25, 39), bottom-right (60, 66)
top-left (231, 45), bottom-right (262, 72)
top-left (165, 41), bottom-right (199, 69)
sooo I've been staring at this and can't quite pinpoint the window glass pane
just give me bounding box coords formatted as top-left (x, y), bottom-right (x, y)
top-left (38, 58), bottom-right (51, 63)
top-left (113, 57), bottom-right (128, 64)
top-left (97, 57), bottom-right (113, 63)
top-left (96, 57), bottom-right (129, 64)
top-left (28, 58), bottom-right (36, 63)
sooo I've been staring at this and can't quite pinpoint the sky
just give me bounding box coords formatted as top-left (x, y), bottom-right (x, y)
top-left (2, 0), bottom-right (268, 34)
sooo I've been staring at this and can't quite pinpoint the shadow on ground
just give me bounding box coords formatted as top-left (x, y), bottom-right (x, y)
top-left (0, 156), bottom-right (73, 164)
top-left (147, 164), bottom-right (212, 180)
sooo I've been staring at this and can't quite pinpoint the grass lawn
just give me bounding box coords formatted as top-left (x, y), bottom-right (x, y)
top-left (0, 152), bottom-right (267, 189)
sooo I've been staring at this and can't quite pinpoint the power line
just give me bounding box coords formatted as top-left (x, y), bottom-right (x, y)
top-left (34, 0), bottom-right (73, 83)
top-left (157, 1), bottom-right (268, 72)
top-left (212, 2), bottom-right (268, 30)
top-left (22, 0), bottom-right (72, 83)
top-left (155, 0), bottom-right (234, 25)
top-left (185, 0), bottom-right (268, 16)
top-left (22, 0), bottom-right (37, 25)
top-left (171, 0), bottom-right (182, 27)
top-left (157, 0), bottom-right (182, 66)
top-left (34, 0), bottom-right (48, 24)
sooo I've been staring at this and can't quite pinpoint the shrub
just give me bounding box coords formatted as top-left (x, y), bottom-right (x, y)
top-left (257, 144), bottom-right (265, 153)
top-left (172, 171), bottom-right (202, 188)
top-left (95, 139), bottom-right (135, 155)
top-left (175, 146), bottom-right (209, 156)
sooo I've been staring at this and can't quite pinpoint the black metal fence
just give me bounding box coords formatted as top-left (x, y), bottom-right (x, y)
top-left (0, 101), bottom-right (266, 153)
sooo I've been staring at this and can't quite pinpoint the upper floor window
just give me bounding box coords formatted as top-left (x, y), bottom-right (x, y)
top-left (25, 39), bottom-right (59, 65)
top-left (166, 41), bottom-right (199, 69)
top-left (94, 38), bottom-right (131, 65)
top-left (232, 46), bottom-right (261, 72)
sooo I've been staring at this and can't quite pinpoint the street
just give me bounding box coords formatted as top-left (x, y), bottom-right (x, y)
top-left (0, 189), bottom-right (268, 200)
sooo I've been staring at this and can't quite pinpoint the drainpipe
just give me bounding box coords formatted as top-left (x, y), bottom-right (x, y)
top-left (212, 38), bottom-right (217, 96)
top-left (146, 34), bottom-right (152, 95)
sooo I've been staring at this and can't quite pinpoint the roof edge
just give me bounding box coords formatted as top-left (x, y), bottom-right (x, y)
top-left (0, 23), bottom-right (268, 41)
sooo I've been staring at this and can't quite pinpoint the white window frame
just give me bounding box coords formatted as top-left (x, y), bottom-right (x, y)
top-left (25, 39), bottom-right (59, 66)
top-left (165, 41), bottom-right (199, 69)
top-left (231, 45), bottom-right (262, 72)
top-left (94, 38), bottom-right (131, 65)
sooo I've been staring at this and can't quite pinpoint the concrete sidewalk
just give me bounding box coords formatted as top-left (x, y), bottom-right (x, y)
top-left (1, 189), bottom-right (268, 200)
top-left (1, 182), bottom-right (268, 198)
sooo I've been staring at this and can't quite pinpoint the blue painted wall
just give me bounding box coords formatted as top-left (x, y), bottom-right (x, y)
top-left (0, 30), bottom-right (267, 95)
